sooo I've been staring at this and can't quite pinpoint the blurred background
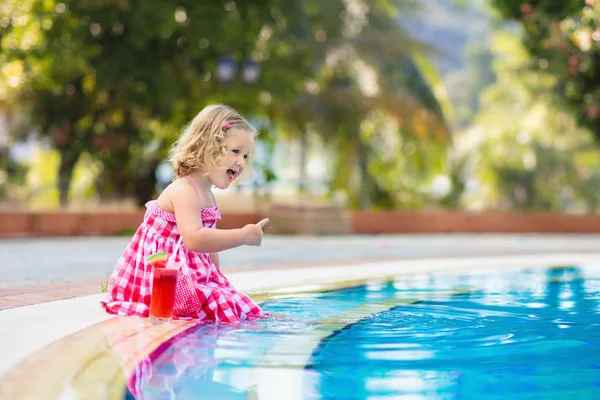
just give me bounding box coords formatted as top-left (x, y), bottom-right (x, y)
top-left (1, 0), bottom-right (600, 218)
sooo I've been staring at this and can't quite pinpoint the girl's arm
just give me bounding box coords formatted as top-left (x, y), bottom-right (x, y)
top-left (169, 181), bottom-right (267, 253)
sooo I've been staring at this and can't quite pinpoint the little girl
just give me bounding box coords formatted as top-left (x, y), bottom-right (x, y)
top-left (101, 104), bottom-right (269, 322)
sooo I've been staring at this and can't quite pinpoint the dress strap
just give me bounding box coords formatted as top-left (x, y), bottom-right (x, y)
top-left (170, 236), bottom-right (184, 262)
top-left (185, 175), bottom-right (203, 199)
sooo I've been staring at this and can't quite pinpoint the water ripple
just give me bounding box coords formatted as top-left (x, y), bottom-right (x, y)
top-left (128, 270), bottom-right (600, 400)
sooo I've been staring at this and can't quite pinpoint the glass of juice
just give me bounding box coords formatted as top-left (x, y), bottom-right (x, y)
top-left (147, 252), bottom-right (179, 324)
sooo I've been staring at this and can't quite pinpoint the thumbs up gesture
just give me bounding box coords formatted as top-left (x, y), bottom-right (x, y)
top-left (241, 218), bottom-right (270, 246)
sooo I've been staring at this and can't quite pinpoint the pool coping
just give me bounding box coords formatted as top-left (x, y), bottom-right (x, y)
top-left (1, 251), bottom-right (599, 399)
top-left (4, 248), bottom-right (600, 311)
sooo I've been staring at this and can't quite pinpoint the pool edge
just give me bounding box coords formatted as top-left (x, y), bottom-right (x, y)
top-left (1, 252), bottom-right (599, 400)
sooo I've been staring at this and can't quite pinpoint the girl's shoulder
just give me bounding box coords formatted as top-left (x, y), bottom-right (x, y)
top-left (157, 177), bottom-right (218, 211)
top-left (153, 180), bottom-right (181, 214)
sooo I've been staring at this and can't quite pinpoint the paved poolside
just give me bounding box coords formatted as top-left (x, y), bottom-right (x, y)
top-left (1, 233), bottom-right (599, 309)
top-left (2, 233), bottom-right (600, 288)
top-left (1, 233), bottom-right (599, 398)
top-left (1, 250), bottom-right (599, 399)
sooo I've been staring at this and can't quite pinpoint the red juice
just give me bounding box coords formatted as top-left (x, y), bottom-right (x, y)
top-left (149, 267), bottom-right (178, 322)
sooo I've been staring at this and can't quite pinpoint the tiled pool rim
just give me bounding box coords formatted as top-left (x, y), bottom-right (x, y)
top-left (1, 252), bottom-right (599, 400)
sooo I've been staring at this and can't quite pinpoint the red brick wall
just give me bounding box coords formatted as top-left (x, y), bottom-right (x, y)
top-left (351, 210), bottom-right (600, 234)
top-left (0, 211), bottom-right (147, 237)
top-left (217, 213), bottom-right (263, 230)
top-left (0, 210), bottom-right (269, 237)
top-left (1, 209), bottom-right (600, 237)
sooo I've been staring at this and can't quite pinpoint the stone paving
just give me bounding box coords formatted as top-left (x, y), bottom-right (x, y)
top-left (1, 233), bottom-right (599, 310)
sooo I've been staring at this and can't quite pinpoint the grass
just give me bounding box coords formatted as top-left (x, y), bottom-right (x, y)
top-left (100, 275), bottom-right (109, 293)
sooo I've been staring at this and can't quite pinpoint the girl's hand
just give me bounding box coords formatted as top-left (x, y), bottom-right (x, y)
top-left (241, 218), bottom-right (270, 246)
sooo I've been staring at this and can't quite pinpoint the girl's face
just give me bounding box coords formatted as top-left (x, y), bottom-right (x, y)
top-left (208, 128), bottom-right (254, 190)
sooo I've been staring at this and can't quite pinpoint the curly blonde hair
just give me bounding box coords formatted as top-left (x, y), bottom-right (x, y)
top-left (169, 104), bottom-right (258, 180)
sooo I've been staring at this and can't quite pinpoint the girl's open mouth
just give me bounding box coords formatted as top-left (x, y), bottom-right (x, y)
top-left (227, 169), bottom-right (236, 181)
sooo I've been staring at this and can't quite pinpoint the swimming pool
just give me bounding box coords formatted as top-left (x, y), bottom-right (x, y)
top-left (121, 264), bottom-right (600, 399)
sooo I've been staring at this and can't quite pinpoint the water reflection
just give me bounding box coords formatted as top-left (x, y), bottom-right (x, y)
top-left (123, 324), bottom-right (256, 399)
top-left (120, 266), bottom-right (600, 399)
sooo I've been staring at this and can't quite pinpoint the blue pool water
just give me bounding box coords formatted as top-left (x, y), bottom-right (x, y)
top-left (125, 265), bottom-right (600, 399)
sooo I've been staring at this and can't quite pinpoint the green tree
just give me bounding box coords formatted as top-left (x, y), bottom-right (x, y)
top-left (278, 1), bottom-right (452, 209)
top-left (459, 30), bottom-right (600, 212)
top-left (490, 0), bottom-right (600, 144)
top-left (1, 0), bottom-right (450, 209)
top-left (445, 43), bottom-right (497, 127)
top-left (0, 0), bottom-right (283, 206)
top-left (0, 145), bottom-right (28, 202)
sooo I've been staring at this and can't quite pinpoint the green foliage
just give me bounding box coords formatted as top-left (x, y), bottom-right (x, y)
top-left (1, 0), bottom-right (451, 210)
top-left (100, 274), bottom-right (109, 293)
top-left (459, 30), bottom-right (600, 212)
top-left (1, 0), bottom-right (289, 205)
top-left (445, 43), bottom-right (497, 127)
top-left (279, 1), bottom-right (452, 209)
top-left (490, 0), bottom-right (581, 20)
top-left (490, 0), bottom-right (600, 144)
top-left (0, 147), bottom-right (28, 202)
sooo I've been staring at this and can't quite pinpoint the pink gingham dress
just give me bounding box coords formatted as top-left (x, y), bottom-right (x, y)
top-left (100, 176), bottom-right (265, 322)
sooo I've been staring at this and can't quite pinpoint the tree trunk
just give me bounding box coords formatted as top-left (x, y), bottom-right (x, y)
top-left (95, 161), bottom-right (130, 202)
top-left (134, 159), bottom-right (160, 207)
top-left (356, 138), bottom-right (373, 209)
top-left (298, 132), bottom-right (308, 194)
top-left (113, 162), bottom-right (130, 198)
top-left (330, 136), bottom-right (355, 195)
top-left (57, 149), bottom-right (79, 208)
top-left (95, 173), bottom-right (110, 202)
